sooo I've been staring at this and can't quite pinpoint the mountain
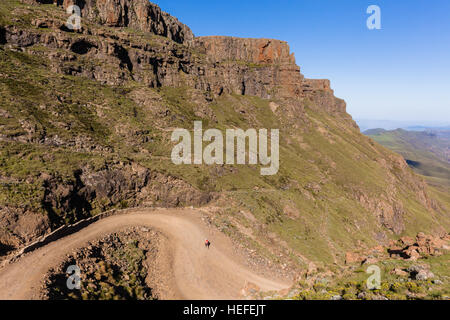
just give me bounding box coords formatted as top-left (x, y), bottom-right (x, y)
top-left (364, 128), bottom-right (450, 189)
top-left (356, 119), bottom-right (449, 132)
top-left (0, 0), bottom-right (449, 299)
top-left (406, 126), bottom-right (450, 132)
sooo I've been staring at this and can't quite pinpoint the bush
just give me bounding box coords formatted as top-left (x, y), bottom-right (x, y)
top-left (406, 281), bottom-right (421, 293)
top-left (385, 292), bottom-right (407, 300)
top-left (390, 282), bottom-right (405, 293)
top-left (342, 293), bottom-right (356, 300)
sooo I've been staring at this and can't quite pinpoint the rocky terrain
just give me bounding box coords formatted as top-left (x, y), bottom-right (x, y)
top-left (41, 227), bottom-right (158, 300)
top-left (275, 232), bottom-right (450, 300)
top-left (0, 0), bottom-right (449, 299)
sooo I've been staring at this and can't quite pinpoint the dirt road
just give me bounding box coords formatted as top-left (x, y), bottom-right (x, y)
top-left (0, 208), bottom-right (290, 300)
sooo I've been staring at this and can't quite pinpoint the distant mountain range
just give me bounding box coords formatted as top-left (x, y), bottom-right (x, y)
top-left (364, 128), bottom-right (450, 189)
top-left (356, 119), bottom-right (450, 132)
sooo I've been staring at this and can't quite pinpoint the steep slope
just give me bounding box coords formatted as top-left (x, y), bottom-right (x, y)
top-left (364, 129), bottom-right (450, 189)
top-left (0, 0), bottom-right (449, 273)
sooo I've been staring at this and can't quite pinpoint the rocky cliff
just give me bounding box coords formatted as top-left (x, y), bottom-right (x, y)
top-left (26, 0), bottom-right (194, 44)
top-left (8, 0), bottom-right (346, 114)
top-left (193, 36), bottom-right (346, 113)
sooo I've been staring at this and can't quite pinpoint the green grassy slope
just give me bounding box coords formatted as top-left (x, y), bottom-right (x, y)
top-left (365, 129), bottom-right (450, 189)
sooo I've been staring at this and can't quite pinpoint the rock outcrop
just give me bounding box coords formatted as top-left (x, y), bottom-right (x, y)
top-left (193, 36), bottom-right (346, 113)
top-left (41, 163), bottom-right (213, 225)
top-left (0, 163), bottom-right (212, 256)
top-left (0, 207), bottom-right (51, 255)
top-left (16, 0), bottom-right (346, 115)
top-left (388, 233), bottom-right (450, 260)
top-left (193, 36), bottom-right (304, 99)
top-left (25, 0), bottom-right (194, 44)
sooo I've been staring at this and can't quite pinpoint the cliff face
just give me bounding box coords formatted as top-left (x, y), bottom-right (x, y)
top-left (18, 0), bottom-right (345, 114)
top-left (27, 0), bottom-right (194, 44)
top-left (193, 36), bottom-right (345, 113)
top-left (193, 36), bottom-right (304, 99)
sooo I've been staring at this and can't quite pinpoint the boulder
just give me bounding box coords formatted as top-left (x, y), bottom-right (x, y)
top-left (399, 236), bottom-right (415, 246)
top-left (345, 252), bottom-right (362, 265)
top-left (416, 269), bottom-right (434, 281)
top-left (391, 268), bottom-right (408, 277)
top-left (361, 255), bottom-right (378, 265)
top-left (404, 246), bottom-right (421, 260)
top-left (407, 264), bottom-right (434, 280)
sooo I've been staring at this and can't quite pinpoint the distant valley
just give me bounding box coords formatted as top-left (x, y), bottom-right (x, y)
top-left (364, 128), bottom-right (450, 190)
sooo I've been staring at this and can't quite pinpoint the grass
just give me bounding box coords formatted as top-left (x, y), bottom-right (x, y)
top-left (288, 253), bottom-right (450, 300)
top-left (366, 129), bottom-right (450, 188)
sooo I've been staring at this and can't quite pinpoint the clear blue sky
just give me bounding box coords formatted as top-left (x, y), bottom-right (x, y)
top-left (155, 0), bottom-right (450, 123)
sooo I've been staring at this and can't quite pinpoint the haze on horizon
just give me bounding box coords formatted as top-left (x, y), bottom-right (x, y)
top-left (155, 0), bottom-right (450, 124)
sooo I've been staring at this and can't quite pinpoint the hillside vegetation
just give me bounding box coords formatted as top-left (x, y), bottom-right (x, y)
top-left (0, 0), bottom-right (449, 277)
top-left (365, 129), bottom-right (450, 190)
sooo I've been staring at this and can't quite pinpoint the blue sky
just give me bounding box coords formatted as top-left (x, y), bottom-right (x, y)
top-left (155, 0), bottom-right (450, 123)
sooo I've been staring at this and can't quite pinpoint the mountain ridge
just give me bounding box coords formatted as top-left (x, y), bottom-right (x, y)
top-left (364, 128), bottom-right (450, 189)
top-left (0, 0), bottom-right (448, 276)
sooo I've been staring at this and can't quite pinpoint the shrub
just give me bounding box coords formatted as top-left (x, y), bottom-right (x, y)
top-left (342, 293), bottom-right (356, 300)
top-left (390, 282), bottom-right (405, 293)
top-left (406, 281), bottom-right (422, 293)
